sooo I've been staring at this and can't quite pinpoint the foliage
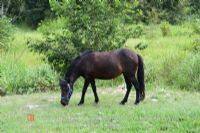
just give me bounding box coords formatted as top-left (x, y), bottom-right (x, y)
top-left (120, 0), bottom-right (143, 23)
top-left (0, 0), bottom-right (51, 27)
top-left (0, 0), bottom-right (25, 21)
top-left (189, 0), bottom-right (200, 14)
top-left (37, 17), bottom-right (68, 35)
top-left (160, 21), bottom-right (171, 37)
top-left (29, 0), bottom-right (133, 73)
top-left (128, 24), bottom-right (144, 38)
top-left (0, 17), bottom-right (13, 50)
top-left (24, 0), bottom-right (52, 27)
top-left (1, 0), bottom-right (199, 26)
top-left (139, 0), bottom-right (188, 24)
top-left (28, 28), bottom-right (77, 73)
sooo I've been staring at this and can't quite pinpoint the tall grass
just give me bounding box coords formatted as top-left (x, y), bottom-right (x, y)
top-left (172, 53), bottom-right (200, 91)
top-left (0, 56), bottom-right (58, 94)
top-left (126, 21), bottom-right (199, 91)
top-left (0, 27), bottom-right (58, 95)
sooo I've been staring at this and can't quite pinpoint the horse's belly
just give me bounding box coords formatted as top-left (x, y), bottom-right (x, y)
top-left (91, 67), bottom-right (122, 79)
top-left (95, 73), bottom-right (122, 80)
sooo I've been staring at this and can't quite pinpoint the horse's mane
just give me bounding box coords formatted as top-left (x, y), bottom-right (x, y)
top-left (65, 50), bottom-right (93, 81)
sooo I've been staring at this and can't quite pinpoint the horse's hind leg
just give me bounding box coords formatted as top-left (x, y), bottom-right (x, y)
top-left (131, 77), bottom-right (141, 105)
top-left (78, 79), bottom-right (90, 106)
top-left (91, 80), bottom-right (99, 104)
top-left (120, 75), bottom-right (132, 105)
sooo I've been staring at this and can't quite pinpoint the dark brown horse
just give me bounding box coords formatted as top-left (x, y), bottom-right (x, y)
top-left (60, 48), bottom-right (145, 106)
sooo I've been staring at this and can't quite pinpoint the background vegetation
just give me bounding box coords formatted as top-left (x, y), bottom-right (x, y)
top-left (0, 0), bottom-right (199, 94)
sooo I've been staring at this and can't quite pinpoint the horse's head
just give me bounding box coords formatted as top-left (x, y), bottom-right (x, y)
top-left (59, 79), bottom-right (73, 106)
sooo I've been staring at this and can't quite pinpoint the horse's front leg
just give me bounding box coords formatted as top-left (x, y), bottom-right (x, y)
top-left (78, 80), bottom-right (89, 106)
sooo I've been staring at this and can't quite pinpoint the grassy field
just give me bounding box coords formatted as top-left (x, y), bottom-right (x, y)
top-left (0, 87), bottom-right (200, 132)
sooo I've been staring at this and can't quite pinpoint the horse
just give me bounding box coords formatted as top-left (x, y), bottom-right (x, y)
top-left (60, 48), bottom-right (145, 106)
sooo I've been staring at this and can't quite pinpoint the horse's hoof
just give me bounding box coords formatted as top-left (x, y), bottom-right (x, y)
top-left (134, 101), bottom-right (140, 105)
top-left (95, 99), bottom-right (99, 104)
top-left (78, 102), bottom-right (84, 106)
top-left (120, 101), bottom-right (126, 105)
top-left (139, 95), bottom-right (145, 101)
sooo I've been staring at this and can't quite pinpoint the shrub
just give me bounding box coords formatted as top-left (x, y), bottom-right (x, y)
top-left (160, 21), bottom-right (171, 37)
top-left (37, 17), bottom-right (68, 36)
top-left (129, 25), bottom-right (144, 38)
top-left (28, 28), bottom-right (77, 73)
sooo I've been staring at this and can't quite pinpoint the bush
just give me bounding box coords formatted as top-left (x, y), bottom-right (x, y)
top-left (28, 28), bottom-right (77, 73)
top-left (0, 17), bottom-right (13, 50)
top-left (129, 25), bottom-right (144, 38)
top-left (160, 21), bottom-right (171, 37)
top-left (172, 53), bottom-right (200, 91)
top-left (0, 57), bottom-right (58, 94)
top-left (38, 17), bottom-right (68, 35)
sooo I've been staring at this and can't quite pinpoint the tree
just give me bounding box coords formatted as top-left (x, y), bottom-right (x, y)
top-left (29, 0), bottom-right (133, 73)
top-left (0, 0), bottom-right (51, 27)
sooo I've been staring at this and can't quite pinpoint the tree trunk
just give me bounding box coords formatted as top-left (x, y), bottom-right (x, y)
top-left (0, 2), bottom-right (4, 17)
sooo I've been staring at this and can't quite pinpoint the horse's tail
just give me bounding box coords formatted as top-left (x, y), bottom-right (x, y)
top-left (137, 54), bottom-right (145, 100)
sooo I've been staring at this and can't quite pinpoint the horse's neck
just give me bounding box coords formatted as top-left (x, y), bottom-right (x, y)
top-left (68, 71), bottom-right (79, 85)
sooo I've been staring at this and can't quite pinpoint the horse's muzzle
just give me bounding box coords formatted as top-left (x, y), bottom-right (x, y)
top-left (60, 100), bottom-right (68, 106)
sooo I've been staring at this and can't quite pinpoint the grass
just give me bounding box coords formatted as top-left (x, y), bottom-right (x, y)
top-left (125, 22), bottom-right (200, 89)
top-left (0, 88), bottom-right (200, 132)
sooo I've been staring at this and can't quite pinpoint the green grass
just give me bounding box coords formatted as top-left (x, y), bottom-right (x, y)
top-left (0, 88), bottom-right (200, 132)
top-left (0, 27), bottom-right (57, 94)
